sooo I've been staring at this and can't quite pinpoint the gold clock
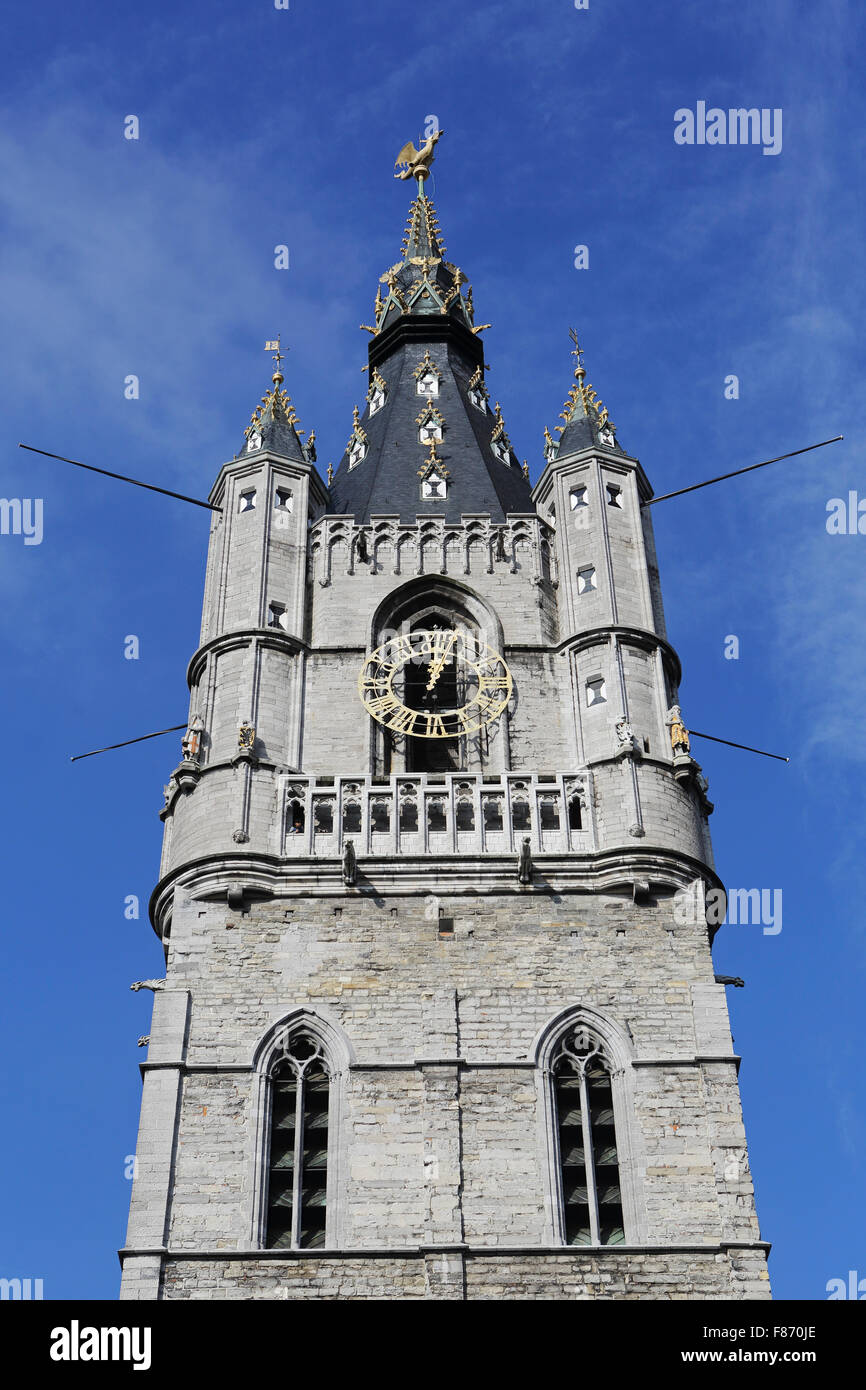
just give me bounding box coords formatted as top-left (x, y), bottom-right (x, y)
top-left (358, 628), bottom-right (512, 737)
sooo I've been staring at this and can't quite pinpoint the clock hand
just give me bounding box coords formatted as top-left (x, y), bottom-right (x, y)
top-left (425, 631), bottom-right (458, 691)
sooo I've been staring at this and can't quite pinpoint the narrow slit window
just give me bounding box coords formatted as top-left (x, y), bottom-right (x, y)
top-left (370, 802), bottom-right (390, 833)
top-left (265, 1033), bottom-right (330, 1250)
top-left (342, 801), bottom-right (362, 834)
top-left (512, 800), bottom-right (531, 831)
top-left (568, 798), bottom-right (583, 831)
top-left (427, 801), bottom-right (447, 833)
top-left (539, 798), bottom-right (560, 831)
top-left (586, 677), bottom-right (607, 707)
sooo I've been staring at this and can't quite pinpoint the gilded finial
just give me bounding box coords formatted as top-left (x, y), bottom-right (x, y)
top-left (394, 127), bottom-right (444, 185)
top-left (568, 326), bottom-right (586, 378)
top-left (327, 462), bottom-right (333, 485)
top-left (522, 459), bottom-right (530, 480)
top-left (265, 336), bottom-right (286, 387)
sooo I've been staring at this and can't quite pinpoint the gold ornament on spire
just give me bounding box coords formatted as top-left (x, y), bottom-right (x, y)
top-left (394, 128), bottom-right (444, 183)
top-left (555, 328), bottom-right (616, 438)
top-left (265, 336), bottom-right (286, 386)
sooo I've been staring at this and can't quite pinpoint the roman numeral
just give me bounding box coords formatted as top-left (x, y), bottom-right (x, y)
top-left (475, 692), bottom-right (505, 715)
top-left (387, 706), bottom-right (419, 734)
top-left (365, 693), bottom-right (399, 717)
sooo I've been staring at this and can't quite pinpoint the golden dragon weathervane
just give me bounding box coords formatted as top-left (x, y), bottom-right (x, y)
top-left (394, 127), bottom-right (444, 183)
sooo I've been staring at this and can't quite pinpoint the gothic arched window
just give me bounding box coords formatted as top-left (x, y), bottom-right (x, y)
top-left (552, 1026), bottom-right (625, 1246)
top-left (265, 1032), bottom-right (331, 1249)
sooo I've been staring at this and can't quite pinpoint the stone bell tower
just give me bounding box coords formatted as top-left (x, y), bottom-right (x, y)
top-left (119, 134), bottom-right (770, 1300)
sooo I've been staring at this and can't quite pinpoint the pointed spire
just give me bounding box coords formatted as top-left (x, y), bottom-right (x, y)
top-left (554, 328), bottom-right (621, 456)
top-left (329, 136), bottom-right (533, 523)
top-left (370, 186), bottom-right (477, 338)
top-left (239, 340), bottom-right (309, 461)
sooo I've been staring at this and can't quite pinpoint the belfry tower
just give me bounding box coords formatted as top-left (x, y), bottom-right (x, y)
top-left (120, 136), bottom-right (770, 1301)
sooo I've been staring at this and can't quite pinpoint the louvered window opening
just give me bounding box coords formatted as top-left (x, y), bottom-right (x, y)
top-left (553, 1029), bottom-right (625, 1246)
top-left (266, 1034), bottom-right (330, 1249)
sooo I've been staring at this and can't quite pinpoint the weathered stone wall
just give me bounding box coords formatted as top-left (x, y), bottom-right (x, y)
top-left (157, 1249), bottom-right (770, 1301)
top-left (120, 886), bottom-right (769, 1299)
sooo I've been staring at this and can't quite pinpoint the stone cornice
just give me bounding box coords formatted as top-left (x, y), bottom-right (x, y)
top-left (186, 629), bottom-right (306, 688)
top-left (118, 1239), bottom-right (771, 1264)
top-left (148, 844), bottom-right (723, 940)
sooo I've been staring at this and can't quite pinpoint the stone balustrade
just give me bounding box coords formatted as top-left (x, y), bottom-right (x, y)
top-left (309, 513), bottom-right (557, 584)
top-left (277, 771), bottom-right (591, 859)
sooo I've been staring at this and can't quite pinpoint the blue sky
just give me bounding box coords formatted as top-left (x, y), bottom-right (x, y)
top-left (1, 0), bottom-right (863, 1299)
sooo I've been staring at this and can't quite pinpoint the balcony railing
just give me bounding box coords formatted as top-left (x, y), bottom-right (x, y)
top-left (277, 771), bottom-right (591, 858)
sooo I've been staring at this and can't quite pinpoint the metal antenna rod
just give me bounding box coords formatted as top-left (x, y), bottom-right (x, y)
top-left (642, 436), bottom-right (843, 507)
top-left (19, 444), bottom-right (222, 512)
top-left (689, 730), bottom-right (789, 762)
top-left (70, 725), bottom-right (186, 762)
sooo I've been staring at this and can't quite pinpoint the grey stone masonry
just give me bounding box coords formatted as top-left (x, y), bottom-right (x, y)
top-left (120, 886), bottom-right (769, 1299)
top-left (121, 304), bottom-right (768, 1298)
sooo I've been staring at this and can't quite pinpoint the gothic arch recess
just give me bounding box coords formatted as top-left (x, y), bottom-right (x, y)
top-left (532, 1006), bottom-right (646, 1247)
top-left (367, 576), bottom-right (510, 776)
top-left (248, 1009), bottom-right (352, 1249)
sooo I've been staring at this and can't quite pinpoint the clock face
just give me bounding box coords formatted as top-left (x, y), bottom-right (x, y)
top-left (358, 628), bottom-right (512, 738)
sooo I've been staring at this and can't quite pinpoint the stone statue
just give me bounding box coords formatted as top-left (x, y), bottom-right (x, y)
top-left (181, 714), bottom-right (204, 762)
top-left (518, 836), bottom-right (533, 885)
top-left (614, 715), bottom-right (638, 758)
top-left (665, 704), bottom-right (690, 757)
top-left (342, 839), bottom-right (357, 887)
top-left (130, 979), bottom-right (166, 993)
top-left (238, 720), bottom-right (256, 752)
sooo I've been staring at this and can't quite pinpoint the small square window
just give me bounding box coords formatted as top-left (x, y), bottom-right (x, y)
top-left (606, 483), bottom-right (623, 508)
top-left (577, 565), bottom-right (597, 594)
top-left (586, 677), bottom-right (607, 707)
top-left (570, 486), bottom-right (588, 510)
top-left (421, 474), bottom-right (447, 500)
top-left (268, 602), bottom-right (287, 630)
top-left (238, 488), bottom-right (256, 513)
top-left (368, 388), bottom-right (386, 416)
top-left (275, 487), bottom-right (293, 512)
top-left (416, 372), bottom-right (439, 397)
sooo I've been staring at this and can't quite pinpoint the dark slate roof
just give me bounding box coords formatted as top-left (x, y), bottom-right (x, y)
top-left (329, 189), bottom-right (534, 524)
top-left (235, 373), bottom-right (310, 463)
top-left (329, 326), bottom-right (534, 524)
top-left (554, 362), bottom-right (626, 458)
